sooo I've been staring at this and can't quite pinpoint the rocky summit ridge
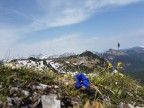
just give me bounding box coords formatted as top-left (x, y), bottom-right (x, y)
top-left (3, 51), bottom-right (108, 74)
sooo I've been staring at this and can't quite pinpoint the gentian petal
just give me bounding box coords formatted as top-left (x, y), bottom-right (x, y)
top-left (74, 73), bottom-right (89, 89)
top-left (74, 74), bottom-right (81, 81)
top-left (75, 81), bottom-right (82, 89)
top-left (82, 79), bottom-right (89, 89)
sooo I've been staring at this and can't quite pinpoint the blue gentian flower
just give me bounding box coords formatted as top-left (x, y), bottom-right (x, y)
top-left (74, 73), bottom-right (89, 89)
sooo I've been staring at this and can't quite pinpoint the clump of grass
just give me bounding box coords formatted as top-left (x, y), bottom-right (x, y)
top-left (0, 66), bottom-right (57, 100)
top-left (90, 72), bottom-right (144, 105)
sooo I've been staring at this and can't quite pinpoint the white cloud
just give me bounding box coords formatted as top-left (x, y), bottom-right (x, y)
top-left (5, 28), bottom-right (144, 59)
top-left (27, 0), bottom-right (141, 31)
top-left (0, 0), bottom-right (141, 32)
top-left (0, 0), bottom-right (143, 59)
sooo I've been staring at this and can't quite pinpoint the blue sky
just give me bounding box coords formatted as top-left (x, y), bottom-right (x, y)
top-left (0, 0), bottom-right (144, 59)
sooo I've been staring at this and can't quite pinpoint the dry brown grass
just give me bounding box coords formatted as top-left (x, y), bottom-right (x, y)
top-left (83, 100), bottom-right (104, 108)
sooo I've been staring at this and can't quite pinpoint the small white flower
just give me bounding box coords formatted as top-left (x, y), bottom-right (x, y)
top-left (64, 82), bottom-right (69, 86)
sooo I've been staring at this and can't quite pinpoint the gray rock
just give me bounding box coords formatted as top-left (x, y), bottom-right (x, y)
top-left (127, 103), bottom-right (134, 108)
top-left (7, 97), bottom-right (21, 106)
top-left (29, 98), bottom-right (41, 108)
top-left (118, 102), bottom-right (137, 108)
top-left (54, 85), bottom-right (59, 89)
top-left (32, 83), bottom-right (48, 90)
top-left (12, 97), bottom-right (21, 106)
top-left (22, 90), bottom-right (29, 97)
top-left (7, 97), bottom-right (13, 106)
top-left (10, 87), bottom-right (18, 91)
top-left (135, 106), bottom-right (144, 108)
top-left (0, 100), bottom-right (2, 108)
top-left (31, 92), bottom-right (41, 103)
top-left (118, 102), bottom-right (125, 108)
top-left (41, 94), bottom-right (60, 108)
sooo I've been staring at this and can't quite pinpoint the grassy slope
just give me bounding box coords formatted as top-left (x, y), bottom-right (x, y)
top-left (0, 66), bottom-right (144, 107)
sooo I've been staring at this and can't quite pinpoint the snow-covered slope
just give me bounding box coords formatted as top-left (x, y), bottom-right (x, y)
top-left (3, 51), bottom-right (108, 74)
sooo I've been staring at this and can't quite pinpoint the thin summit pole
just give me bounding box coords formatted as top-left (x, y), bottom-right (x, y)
top-left (118, 43), bottom-right (120, 50)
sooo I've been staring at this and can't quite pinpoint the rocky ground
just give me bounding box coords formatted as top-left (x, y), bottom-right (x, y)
top-left (0, 66), bottom-right (144, 108)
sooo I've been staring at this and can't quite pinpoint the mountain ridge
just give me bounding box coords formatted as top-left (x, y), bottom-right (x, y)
top-left (1, 46), bottom-right (144, 83)
top-left (3, 51), bottom-right (108, 75)
top-left (103, 46), bottom-right (144, 83)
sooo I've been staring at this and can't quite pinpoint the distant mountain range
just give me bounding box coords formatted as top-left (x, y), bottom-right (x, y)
top-left (3, 51), bottom-right (107, 75)
top-left (30, 53), bottom-right (76, 59)
top-left (1, 46), bottom-right (144, 83)
top-left (102, 46), bottom-right (144, 83)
